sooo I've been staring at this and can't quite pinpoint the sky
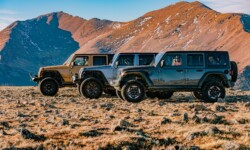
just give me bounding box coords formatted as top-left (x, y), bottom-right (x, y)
top-left (0, 0), bottom-right (250, 31)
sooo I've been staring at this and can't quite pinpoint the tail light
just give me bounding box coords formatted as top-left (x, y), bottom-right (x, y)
top-left (230, 70), bottom-right (233, 76)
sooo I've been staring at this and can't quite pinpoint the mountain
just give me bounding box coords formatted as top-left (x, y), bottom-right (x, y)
top-left (0, 12), bottom-right (114, 85)
top-left (0, 1), bottom-right (250, 87)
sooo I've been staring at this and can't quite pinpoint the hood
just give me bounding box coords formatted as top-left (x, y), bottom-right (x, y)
top-left (41, 65), bottom-right (68, 70)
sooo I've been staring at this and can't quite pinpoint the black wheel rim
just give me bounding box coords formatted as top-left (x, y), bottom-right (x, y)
top-left (208, 86), bottom-right (221, 99)
top-left (85, 81), bottom-right (100, 97)
top-left (127, 85), bottom-right (141, 99)
top-left (42, 81), bottom-right (56, 95)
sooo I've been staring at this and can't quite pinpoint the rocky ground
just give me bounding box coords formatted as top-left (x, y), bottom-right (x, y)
top-left (0, 87), bottom-right (249, 150)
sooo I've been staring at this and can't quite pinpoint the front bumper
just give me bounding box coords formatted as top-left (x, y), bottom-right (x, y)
top-left (29, 73), bottom-right (40, 82)
top-left (110, 79), bottom-right (122, 91)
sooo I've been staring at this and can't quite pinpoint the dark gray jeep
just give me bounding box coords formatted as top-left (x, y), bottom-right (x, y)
top-left (112, 51), bottom-right (238, 103)
top-left (72, 53), bottom-right (157, 99)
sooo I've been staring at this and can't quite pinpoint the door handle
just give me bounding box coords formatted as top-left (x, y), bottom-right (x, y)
top-left (176, 69), bottom-right (183, 72)
top-left (196, 69), bottom-right (203, 72)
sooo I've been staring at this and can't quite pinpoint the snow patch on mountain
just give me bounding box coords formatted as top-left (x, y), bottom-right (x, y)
top-left (139, 17), bottom-right (152, 26)
top-left (165, 16), bottom-right (171, 24)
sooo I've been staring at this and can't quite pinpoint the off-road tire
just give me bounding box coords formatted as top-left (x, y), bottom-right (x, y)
top-left (230, 61), bottom-right (238, 82)
top-left (193, 91), bottom-right (204, 100)
top-left (121, 80), bottom-right (145, 103)
top-left (80, 78), bottom-right (103, 99)
top-left (39, 78), bottom-right (58, 96)
top-left (202, 80), bottom-right (225, 103)
top-left (157, 91), bottom-right (174, 99)
top-left (146, 92), bottom-right (157, 99)
top-left (116, 90), bottom-right (124, 100)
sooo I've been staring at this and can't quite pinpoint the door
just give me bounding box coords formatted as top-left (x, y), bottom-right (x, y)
top-left (157, 54), bottom-right (186, 87)
top-left (69, 56), bottom-right (89, 82)
top-left (113, 54), bottom-right (135, 80)
top-left (186, 53), bottom-right (205, 86)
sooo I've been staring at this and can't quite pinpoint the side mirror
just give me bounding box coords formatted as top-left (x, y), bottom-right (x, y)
top-left (160, 60), bottom-right (165, 67)
top-left (114, 61), bottom-right (119, 68)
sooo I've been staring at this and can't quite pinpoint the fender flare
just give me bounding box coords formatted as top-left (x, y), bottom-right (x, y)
top-left (80, 71), bottom-right (109, 85)
top-left (39, 77), bottom-right (60, 89)
top-left (198, 72), bottom-right (228, 87)
top-left (40, 70), bottom-right (64, 84)
top-left (119, 71), bottom-right (153, 87)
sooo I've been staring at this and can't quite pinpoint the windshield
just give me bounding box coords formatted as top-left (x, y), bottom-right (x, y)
top-left (111, 53), bottom-right (119, 65)
top-left (64, 54), bottom-right (73, 65)
top-left (154, 53), bottom-right (165, 66)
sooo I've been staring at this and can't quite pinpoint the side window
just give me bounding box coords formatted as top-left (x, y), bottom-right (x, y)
top-left (117, 55), bottom-right (134, 66)
top-left (164, 54), bottom-right (182, 67)
top-left (187, 54), bottom-right (204, 66)
top-left (73, 56), bottom-right (89, 66)
top-left (139, 55), bottom-right (154, 65)
top-left (207, 54), bottom-right (227, 66)
top-left (93, 56), bottom-right (107, 66)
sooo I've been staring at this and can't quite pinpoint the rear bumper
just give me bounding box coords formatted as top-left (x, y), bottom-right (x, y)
top-left (72, 74), bottom-right (81, 84)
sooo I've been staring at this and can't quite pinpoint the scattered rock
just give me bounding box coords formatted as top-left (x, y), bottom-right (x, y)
top-left (0, 129), bottom-right (7, 136)
top-left (136, 130), bottom-right (150, 138)
top-left (119, 119), bottom-right (136, 127)
top-left (201, 117), bottom-right (209, 123)
top-left (134, 117), bottom-right (144, 122)
top-left (57, 119), bottom-right (69, 126)
top-left (161, 117), bottom-right (172, 124)
top-left (0, 121), bottom-right (10, 128)
top-left (193, 104), bottom-right (207, 111)
top-left (224, 141), bottom-right (240, 150)
top-left (183, 113), bottom-right (189, 122)
top-left (79, 130), bottom-right (102, 137)
top-left (79, 117), bottom-right (88, 122)
top-left (20, 128), bottom-right (46, 141)
top-left (212, 104), bottom-right (227, 112)
top-left (100, 103), bottom-right (114, 110)
top-left (185, 131), bottom-right (204, 141)
top-left (244, 102), bottom-right (250, 108)
top-left (205, 126), bottom-right (221, 135)
top-left (192, 115), bottom-right (201, 123)
top-left (171, 112), bottom-right (181, 117)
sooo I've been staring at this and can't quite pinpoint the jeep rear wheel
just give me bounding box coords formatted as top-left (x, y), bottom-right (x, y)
top-left (121, 80), bottom-right (145, 103)
top-left (80, 78), bottom-right (103, 99)
top-left (193, 91), bottom-right (204, 100)
top-left (39, 78), bottom-right (58, 96)
top-left (116, 90), bottom-right (124, 100)
top-left (157, 91), bottom-right (173, 100)
top-left (202, 81), bottom-right (225, 103)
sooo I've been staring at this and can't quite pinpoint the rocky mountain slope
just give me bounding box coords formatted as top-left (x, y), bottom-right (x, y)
top-left (0, 1), bottom-right (250, 87)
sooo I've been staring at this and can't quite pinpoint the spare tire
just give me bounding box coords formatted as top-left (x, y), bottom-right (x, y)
top-left (230, 61), bottom-right (238, 82)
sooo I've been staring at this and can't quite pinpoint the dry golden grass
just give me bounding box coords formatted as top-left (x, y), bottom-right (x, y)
top-left (0, 86), bottom-right (249, 149)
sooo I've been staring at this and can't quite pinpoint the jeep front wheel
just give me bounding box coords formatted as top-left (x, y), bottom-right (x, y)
top-left (80, 78), bottom-right (103, 99)
top-left (202, 81), bottom-right (225, 103)
top-left (193, 91), bottom-right (204, 100)
top-left (39, 78), bottom-right (58, 96)
top-left (121, 80), bottom-right (145, 103)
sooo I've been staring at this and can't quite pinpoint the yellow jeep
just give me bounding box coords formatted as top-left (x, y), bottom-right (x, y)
top-left (31, 53), bottom-right (113, 96)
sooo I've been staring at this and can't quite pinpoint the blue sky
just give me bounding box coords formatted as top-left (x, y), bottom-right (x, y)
top-left (1, 0), bottom-right (250, 31)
